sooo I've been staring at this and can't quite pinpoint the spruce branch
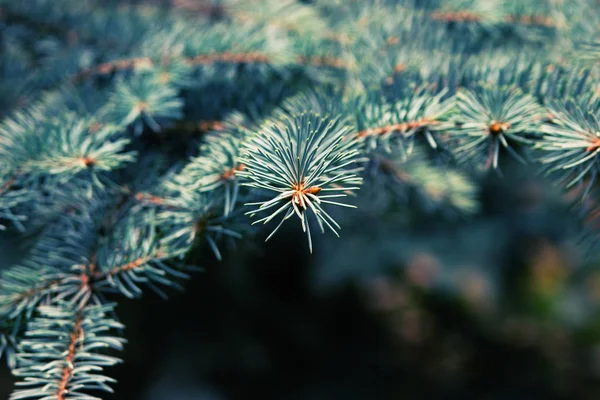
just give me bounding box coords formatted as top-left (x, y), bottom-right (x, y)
top-left (239, 111), bottom-right (364, 253)
top-left (0, 266), bottom-right (81, 320)
top-left (168, 127), bottom-right (247, 217)
top-left (10, 302), bottom-right (125, 400)
top-left (101, 74), bottom-right (184, 135)
top-left (445, 85), bottom-right (544, 170)
top-left (355, 88), bottom-right (456, 154)
top-left (72, 51), bottom-right (348, 86)
top-left (537, 95), bottom-right (600, 196)
top-left (429, 0), bottom-right (503, 29)
top-left (429, 0), bottom-right (563, 30)
top-left (92, 211), bottom-right (196, 299)
top-left (0, 112), bottom-right (135, 205)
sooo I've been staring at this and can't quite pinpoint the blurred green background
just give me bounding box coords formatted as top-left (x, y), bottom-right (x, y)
top-left (3, 170), bottom-right (600, 399)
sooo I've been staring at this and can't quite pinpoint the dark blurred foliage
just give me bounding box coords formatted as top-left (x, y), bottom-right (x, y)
top-left (4, 167), bottom-right (600, 399)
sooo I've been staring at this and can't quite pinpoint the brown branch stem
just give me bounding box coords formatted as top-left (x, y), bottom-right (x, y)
top-left (93, 251), bottom-right (165, 280)
top-left (56, 312), bottom-right (83, 400)
top-left (72, 52), bottom-right (347, 83)
top-left (357, 119), bottom-right (438, 138)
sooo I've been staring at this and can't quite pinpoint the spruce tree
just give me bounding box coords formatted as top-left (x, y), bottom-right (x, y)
top-left (1, 0), bottom-right (600, 398)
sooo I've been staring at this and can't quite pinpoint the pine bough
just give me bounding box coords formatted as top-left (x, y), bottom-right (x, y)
top-left (0, 0), bottom-right (599, 397)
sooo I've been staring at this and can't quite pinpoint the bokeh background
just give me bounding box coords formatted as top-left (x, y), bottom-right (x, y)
top-left (3, 169), bottom-right (600, 399)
